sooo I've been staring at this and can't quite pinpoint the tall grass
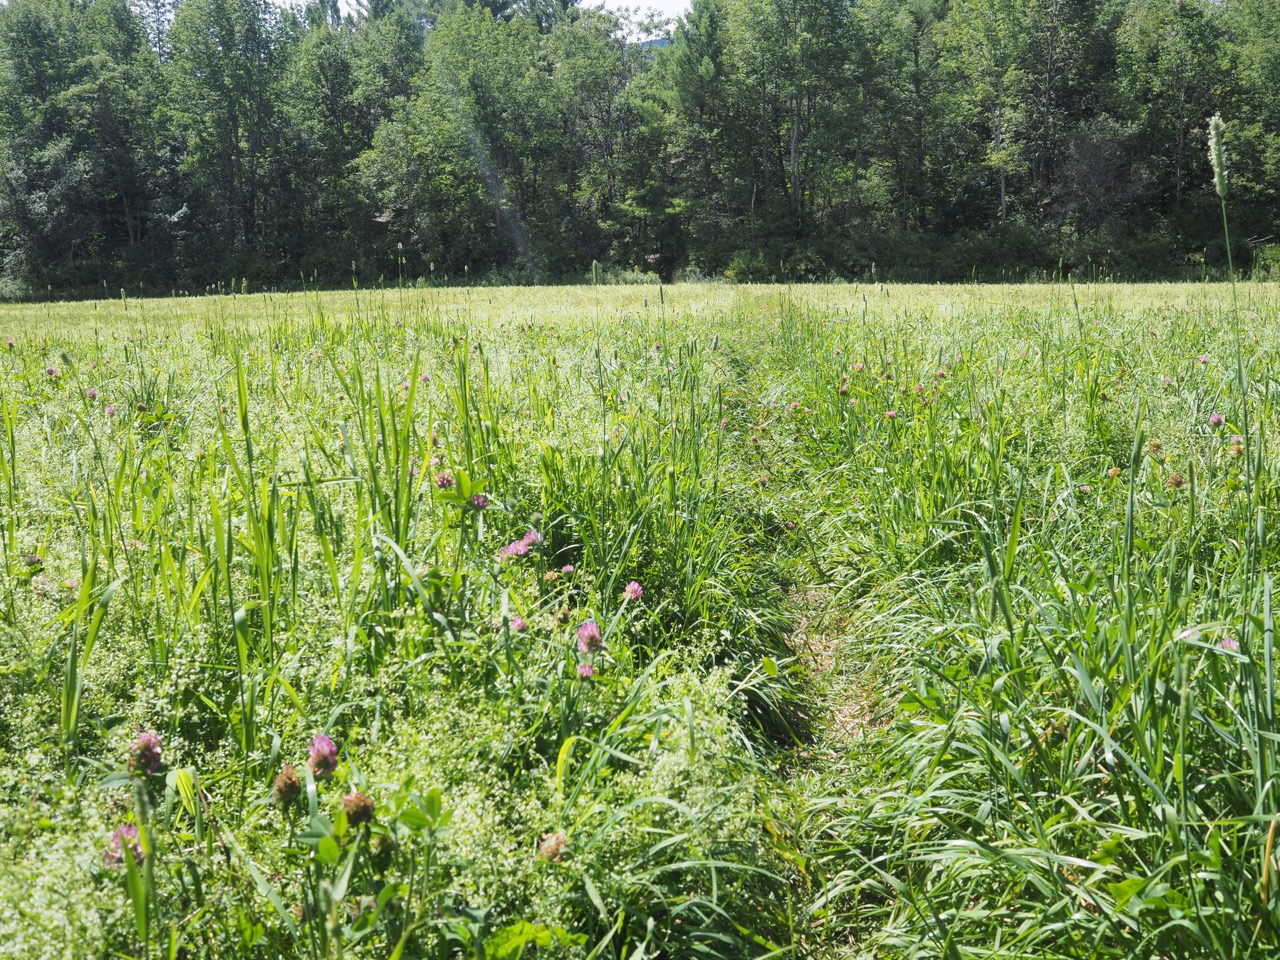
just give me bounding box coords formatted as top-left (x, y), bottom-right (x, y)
top-left (0, 287), bottom-right (812, 958)
top-left (780, 286), bottom-right (1280, 956)
top-left (2, 283), bottom-right (1280, 958)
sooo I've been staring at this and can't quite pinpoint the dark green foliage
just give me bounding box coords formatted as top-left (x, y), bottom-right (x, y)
top-left (2, 0), bottom-right (1280, 293)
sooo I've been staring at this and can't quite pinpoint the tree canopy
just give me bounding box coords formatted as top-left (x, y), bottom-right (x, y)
top-left (0, 0), bottom-right (1276, 293)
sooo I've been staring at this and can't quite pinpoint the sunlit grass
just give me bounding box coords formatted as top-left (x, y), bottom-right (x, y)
top-left (1, 282), bottom-right (1279, 958)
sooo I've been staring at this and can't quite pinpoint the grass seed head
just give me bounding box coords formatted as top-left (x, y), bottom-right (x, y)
top-left (1208, 114), bottom-right (1228, 197)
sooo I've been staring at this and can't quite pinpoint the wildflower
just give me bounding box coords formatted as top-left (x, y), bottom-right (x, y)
top-left (852, 362), bottom-right (865, 373)
top-left (511, 616), bottom-right (528, 632)
top-left (471, 493), bottom-right (488, 510)
top-left (31, 574), bottom-right (51, 596)
top-left (757, 476), bottom-right (769, 485)
top-left (914, 383), bottom-right (924, 394)
top-left (1107, 466), bottom-right (1123, 478)
top-left (135, 402), bottom-right (146, 412)
top-left (4, 338), bottom-right (12, 349)
top-left (22, 553), bottom-right (41, 569)
top-left (308, 734), bottom-right (338, 779)
top-left (784, 521), bottom-right (796, 531)
top-left (419, 372), bottom-right (430, 383)
top-left (1078, 484), bottom-right (1092, 494)
top-left (104, 824), bottom-right (143, 868)
top-left (884, 409), bottom-right (897, 420)
top-left (1147, 440), bottom-right (1162, 454)
top-left (86, 388), bottom-right (98, 400)
top-left (1162, 376), bottom-right (1174, 386)
top-left (1167, 473), bottom-right (1185, 489)
top-left (127, 731), bottom-right (163, 776)
top-left (576, 662), bottom-right (595, 679)
top-left (720, 417), bottom-right (729, 427)
top-left (544, 571), bottom-right (560, 582)
top-left (934, 370), bottom-right (946, 379)
top-left (434, 470), bottom-right (455, 490)
top-left (538, 831), bottom-right (568, 862)
top-left (561, 564), bottom-right (574, 574)
top-left (500, 530), bottom-right (542, 560)
top-left (1198, 355), bottom-right (1210, 364)
top-left (577, 620), bottom-right (602, 653)
top-left (45, 366), bottom-right (59, 378)
top-left (1209, 412), bottom-right (1225, 427)
top-left (274, 764), bottom-right (302, 805)
top-left (1229, 435), bottom-right (1245, 458)
top-left (750, 435), bottom-right (759, 444)
top-left (623, 581), bottom-right (643, 600)
top-left (342, 792), bottom-right (375, 827)
top-left (1221, 636), bottom-right (1240, 652)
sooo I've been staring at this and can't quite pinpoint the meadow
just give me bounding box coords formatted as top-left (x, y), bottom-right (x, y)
top-left (2, 281), bottom-right (1280, 959)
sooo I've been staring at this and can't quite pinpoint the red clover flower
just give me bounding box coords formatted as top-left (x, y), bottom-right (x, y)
top-left (105, 824), bottom-right (143, 868)
top-left (274, 764), bottom-right (302, 805)
top-left (308, 734), bottom-right (338, 779)
top-left (127, 731), bottom-right (163, 776)
top-left (342, 792), bottom-right (375, 826)
top-left (577, 620), bottom-right (602, 653)
top-left (538, 831), bottom-right (568, 861)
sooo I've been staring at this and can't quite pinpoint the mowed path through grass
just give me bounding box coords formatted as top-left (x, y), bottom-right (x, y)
top-left (1, 282), bottom-right (1279, 959)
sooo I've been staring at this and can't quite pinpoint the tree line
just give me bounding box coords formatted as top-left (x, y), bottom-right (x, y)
top-left (1, 0), bottom-right (1278, 294)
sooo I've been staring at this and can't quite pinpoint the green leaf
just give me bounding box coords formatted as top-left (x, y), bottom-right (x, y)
top-left (318, 835), bottom-right (340, 865)
top-left (123, 844), bottom-right (148, 941)
top-left (1107, 876), bottom-right (1147, 912)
